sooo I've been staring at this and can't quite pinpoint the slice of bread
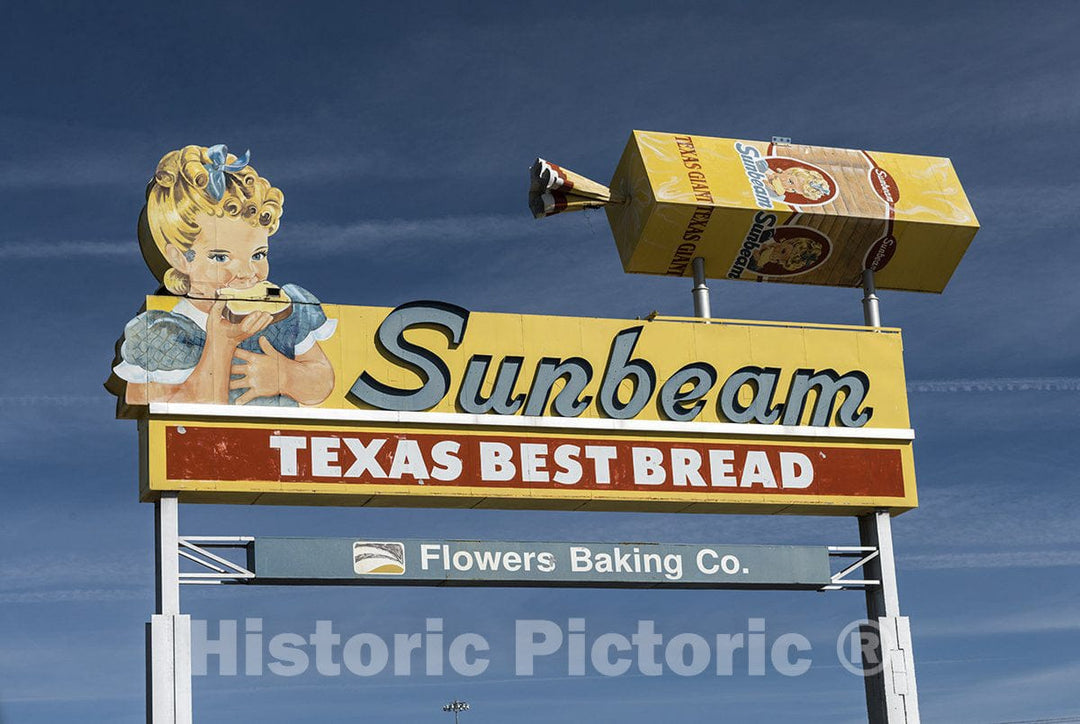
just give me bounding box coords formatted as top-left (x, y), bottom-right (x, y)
top-left (217, 282), bottom-right (293, 324)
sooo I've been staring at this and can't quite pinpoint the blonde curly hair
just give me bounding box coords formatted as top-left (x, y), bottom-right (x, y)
top-left (779, 236), bottom-right (824, 271)
top-left (768, 166), bottom-right (831, 201)
top-left (137, 145), bottom-right (284, 295)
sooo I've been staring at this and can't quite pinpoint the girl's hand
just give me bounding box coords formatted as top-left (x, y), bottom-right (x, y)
top-left (230, 337), bottom-right (286, 404)
top-left (206, 300), bottom-right (274, 346)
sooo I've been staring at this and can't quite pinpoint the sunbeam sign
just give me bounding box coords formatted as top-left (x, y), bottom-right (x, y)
top-left (123, 298), bottom-right (916, 514)
top-left (108, 143), bottom-right (916, 514)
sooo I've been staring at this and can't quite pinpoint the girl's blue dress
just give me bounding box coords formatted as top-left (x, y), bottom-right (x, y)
top-left (113, 283), bottom-right (335, 406)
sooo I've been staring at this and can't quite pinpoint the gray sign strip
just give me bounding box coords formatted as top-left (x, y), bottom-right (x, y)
top-left (251, 537), bottom-right (831, 590)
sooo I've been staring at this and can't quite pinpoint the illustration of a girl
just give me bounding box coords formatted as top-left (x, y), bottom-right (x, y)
top-left (112, 144), bottom-right (336, 407)
top-left (748, 233), bottom-right (826, 276)
top-left (765, 165), bottom-right (832, 202)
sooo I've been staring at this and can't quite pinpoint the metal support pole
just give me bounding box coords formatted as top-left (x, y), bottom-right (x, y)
top-left (691, 257), bottom-right (711, 319)
top-left (858, 271), bottom-right (919, 723)
top-left (861, 268), bottom-right (881, 328)
top-left (148, 493), bottom-right (192, 724)
top-left (859, 511), bottom-right (900, 619)
top-left (156, 493), bottom-right (180, 616)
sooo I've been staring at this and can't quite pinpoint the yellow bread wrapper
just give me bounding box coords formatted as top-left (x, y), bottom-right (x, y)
top-left (601, 131), bottom-right (979, 293)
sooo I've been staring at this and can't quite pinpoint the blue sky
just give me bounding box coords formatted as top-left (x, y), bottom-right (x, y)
top-left (1, 1), bottom-right (1079, 721)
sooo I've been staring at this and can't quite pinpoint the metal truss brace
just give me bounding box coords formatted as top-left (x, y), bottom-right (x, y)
top-left (823, 545), bottom-right (882, 590)
top-left (177, 537), bottom-right (255, 585)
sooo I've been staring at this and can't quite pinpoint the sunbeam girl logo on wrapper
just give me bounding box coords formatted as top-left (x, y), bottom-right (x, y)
top-left (727, 219), bottom-right (833, 279)
top-left (759, 156), bottom-right (838, 207)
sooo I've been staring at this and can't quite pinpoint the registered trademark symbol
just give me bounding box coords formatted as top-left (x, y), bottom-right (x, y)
top-left (836, 619), bottom-right (882, 677)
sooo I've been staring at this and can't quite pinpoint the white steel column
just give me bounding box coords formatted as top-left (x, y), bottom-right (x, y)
top-left (148, 493), bottom-right (192, 724)
top-left (859, 271), bottom-right (919, 723)
top-left (691, 257), bottom-right (711, 319)
top-left (156, 493), bottom-right (180, 616)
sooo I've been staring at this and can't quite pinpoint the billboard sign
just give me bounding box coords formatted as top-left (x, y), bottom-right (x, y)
top-left (251, 537), bottom-right (833, 589)
top-left (130, 299), bottom-right (916, 513)
top-left (109, 143), bottom-right (916, 514)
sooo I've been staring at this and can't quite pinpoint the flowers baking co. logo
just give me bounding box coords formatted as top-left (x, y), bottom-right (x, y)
top-left (734, 142), bottom-right (839, 209)
top-left (353, 541), bottom-right (406, 575)
top-left (727, 211), bottom-right (832, 279)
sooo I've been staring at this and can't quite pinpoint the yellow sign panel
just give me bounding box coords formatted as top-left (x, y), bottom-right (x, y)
top-left (123, 298), bottom-right (917, 514)
top-left (604, 131), bottom-right (978, 292)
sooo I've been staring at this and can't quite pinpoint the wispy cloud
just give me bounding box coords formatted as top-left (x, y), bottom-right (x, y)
top-left (907, 377), bottom-right (1080, 393)
top-left (0, 587), bottom-right (149, 604)
top-left (928, 660), bottom-right (1080, 722)
top-left (899, 482), bottom-right (1080, 550)
top-left (279, 213), bottom-right (537, 252)
top-left (0, 240), bottom-right (129, 258)
top-left (903, 550), bottom-right (1080, 570)
top-left (0, 552), bottom-right (149, 588)
top-left (0, 213), bottom-right (540, 260)
top-left (0, 395), bottom-right (106, 406)
top-left (920, 604), bottom-right (1080, 638)
top-left (0, 133), bottom-right (151, 189)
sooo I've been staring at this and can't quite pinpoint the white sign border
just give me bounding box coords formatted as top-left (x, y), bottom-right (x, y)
top-left (149, 402), bottom-right (914, 442)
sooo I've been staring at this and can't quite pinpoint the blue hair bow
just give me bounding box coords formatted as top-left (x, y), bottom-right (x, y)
top-left (204, 144), bottom-right (250, 200)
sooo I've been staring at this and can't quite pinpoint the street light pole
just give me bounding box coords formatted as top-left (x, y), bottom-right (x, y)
top-left (442, 699), bottom-right (469, 724)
